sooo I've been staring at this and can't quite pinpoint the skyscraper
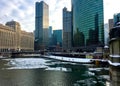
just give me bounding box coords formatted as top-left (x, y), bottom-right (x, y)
top-left (35, 1), bottom-right (49, 50)
top-left (72, 0), bottom-right (104, 49)
top-left (53, 30), bottom-right (62, 47)
top-left (63, 7), bottom-right (72, 50)
top-left (108, 19), bottom-right (114, 30)
top-left (48, 26), bottom-right (53, 47)
top-left (48, 26), bottom-right (52, 38)
top-left (114, 13), bottom-right (120, 26)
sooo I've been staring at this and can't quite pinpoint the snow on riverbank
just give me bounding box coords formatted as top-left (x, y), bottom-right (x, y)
top-left (43, 55), bottom-right (93, 64)
top-left (108, 60), bottom-right (120, 66)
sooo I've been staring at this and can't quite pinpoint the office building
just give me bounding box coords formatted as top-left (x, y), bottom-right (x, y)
top-left (48, 26), bottom-right (52, 38)
top-left (72, 0), bottom-right (104, 49)
top-left (0, 21), bottom-right (34, 52)
top-left (52, 30), bottom-right (62, 47)
top-left (35, 1), bottom-right (49, 50)
top-left (63, 7), bottom-right (72, 50)
top-left (104, 23), bottom-right (109, 45)
top-left (48, 26), bottom-right (53, 46)
top-left (114, 13), bottom-right (120, 26)
top-left (108, 19), bottom-right (114, 30)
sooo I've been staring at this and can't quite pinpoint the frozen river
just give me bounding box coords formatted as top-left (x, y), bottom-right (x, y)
top-left (0, 56), bottom-right (109, 86)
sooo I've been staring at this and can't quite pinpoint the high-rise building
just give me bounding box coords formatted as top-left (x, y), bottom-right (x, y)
top-left (35, 1), bottom-right (49, 50)
top-left (0, 21), bottom-right (34, 52)
top-left (104, 23), bottom-right (109, 45)
top-left (52, 30), bottom-right (62, 47)
top-left (63, 7), bottom-right (72, 50)
top-left (72, 0), bottom-right (104, 49)
top-left (108, 19), bottom-right (114, 30)
top-left (48, 26), bottom-right (52, 38)
top-left (48, 26), bottom-right (53, 46)
top-left (114, 13), bottom-right (120, 26)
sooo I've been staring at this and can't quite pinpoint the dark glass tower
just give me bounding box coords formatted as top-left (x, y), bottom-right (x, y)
top-left (114, 13), bottom-right (120, 26)
top-left (53, 30), bottom-right (62, 47)
top-left (63, 7), bottom-right (72, 50)
top-left (72, 0), bottom-right (104, 48)
top-left (35, 1), bottom-right (49, 50)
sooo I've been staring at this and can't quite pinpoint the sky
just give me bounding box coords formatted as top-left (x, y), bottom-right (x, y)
top-left (0, 0), bottom-right (120, 32)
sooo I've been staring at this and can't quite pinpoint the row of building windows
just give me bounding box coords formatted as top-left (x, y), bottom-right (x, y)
top-left (0, 21), bottom-right (34, 52)
top-left (72, 0), bottom-right (104, 47)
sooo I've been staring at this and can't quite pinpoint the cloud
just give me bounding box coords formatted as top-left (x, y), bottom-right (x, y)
top-left (104, 0), bottom-right (120, 23)
top-left (2, 0), bottom-right (119, 32)
top-left (0, 0), bottom-right (71, 32)
top-left (0, 0), bottom-right (35, 32)
top-left (47, 0), bottom-right (71, 29)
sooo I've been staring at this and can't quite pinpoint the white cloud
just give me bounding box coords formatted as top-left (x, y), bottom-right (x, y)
top-left (47, 0), bottom-right (71, 29)
top-left (0, 0), bottom-right (35, 32)
top-left (104, 0), bottom-right (120, 23)
top-left (0, 0), bottom-right (71, 32)
top-left (0, 0), bottom-right (120, 32)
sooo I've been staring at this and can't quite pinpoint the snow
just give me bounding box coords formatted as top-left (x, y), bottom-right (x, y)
top-left (3, 56), bottom-right (94, 70)
top-left (43, 55), bottom-right (93, 63)
top-left (4, 58), bottom-right (49, 69)
top-left (104, 46), bottom-right (109, 48)
top-left (108, 60), bottom-right (120, 66)
top-left (45, 67), bottom-right (69, 72)
top-left (106, 81), bottom-right (110, 86)
top-left (0, 56), bottom-right (6, 58)
top-left (109, 55), bottom-right (120, 58)
top-left (89, 68), bottom-right (109, 71)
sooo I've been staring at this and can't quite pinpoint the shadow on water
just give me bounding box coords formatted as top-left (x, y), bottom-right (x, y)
top-left (0, 57), bottom-right (108, 86)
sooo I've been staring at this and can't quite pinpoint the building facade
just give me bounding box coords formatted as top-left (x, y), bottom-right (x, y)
top-left (52, 30), bottom-right (62, 47)
top-left (63, 7), bottom-right (72, 50)
top-left (72, 0), bottom-right (104, 49)
top-left (104, 23), bottom-right (109, 45)
top-left (48, 26), bottom-right (52, 38)
top-left (114, 13), bottom-right (120, 26)
top-left (109, 23), bottom-right (120, 86)
top-left (35, 1), bottom-right (49, 50)
top-left (109, 19), bottom-right (114, 30)
top-left (20, 31), bottom-right (34, 51)
top-left (0, 21), bottom-right (34, 52)
top-left (48, 26), bottom-right (53, 47)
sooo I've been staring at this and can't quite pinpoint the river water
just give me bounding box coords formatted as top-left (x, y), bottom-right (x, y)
top-left (0, 56), bottom-right (109, 86)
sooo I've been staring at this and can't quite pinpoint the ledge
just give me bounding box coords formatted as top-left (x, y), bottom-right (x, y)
top-left (109, 55), bottom-right (120, 58)
top-left (108, 60), bottom-right (120, 67)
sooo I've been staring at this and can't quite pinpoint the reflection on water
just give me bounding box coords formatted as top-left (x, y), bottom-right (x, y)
top-left (0, 56), bottom-right (109, 86)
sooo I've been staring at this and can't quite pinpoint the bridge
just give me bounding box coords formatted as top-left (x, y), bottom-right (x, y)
top-left (11, 50), bottom-right (48, 57)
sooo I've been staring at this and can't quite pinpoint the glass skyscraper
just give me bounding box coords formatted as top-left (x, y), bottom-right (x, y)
top-left (53, 30), bottom-right (62, 47)
top-left (72, 0), bottom-right (104, 48)
top-left (114, 13), bottom-right (120, 26)
top-left (35, 1), bottom-right (49, 49)
top-left (63, 7), bottom-right (72, 50)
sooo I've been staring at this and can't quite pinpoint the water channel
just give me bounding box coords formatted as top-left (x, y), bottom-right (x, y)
top-left (0, 56), bottom-right (109, 86)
